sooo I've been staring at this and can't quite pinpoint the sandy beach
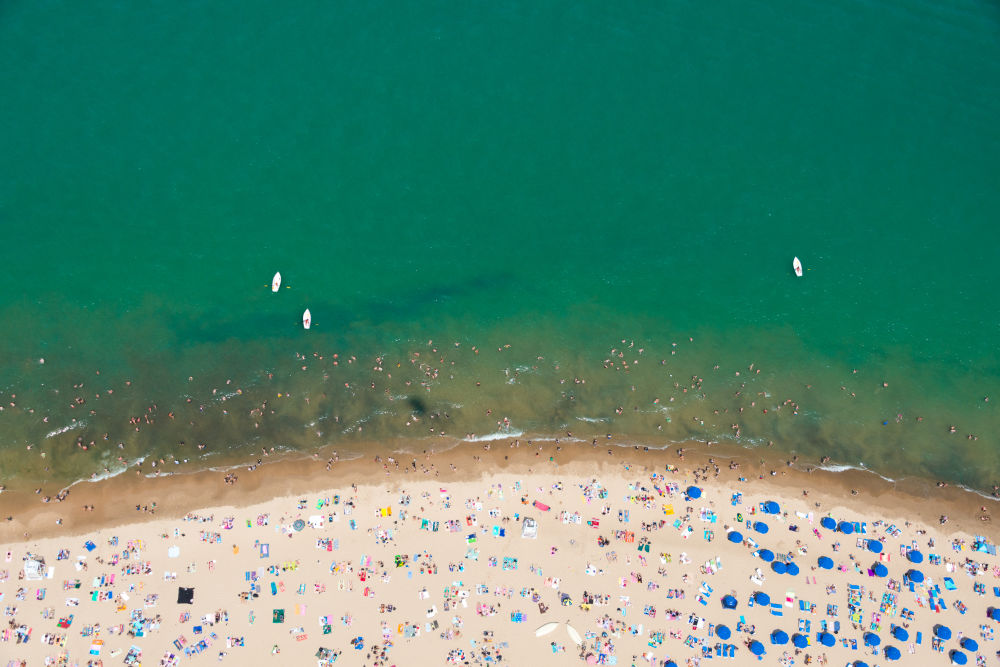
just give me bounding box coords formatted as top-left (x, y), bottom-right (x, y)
top-left (1, 439), bottom-right (998, 666)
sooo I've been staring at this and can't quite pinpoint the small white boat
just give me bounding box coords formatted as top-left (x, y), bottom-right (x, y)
top-left (793, 257), bottom-right (803, 277)
top-left (534, 622), bottom-right (559, 637)
top-left (302, 309), bottom-right (311, 330)
top-left (566, 622), bottom-right (583, 645)
top-left (271, 272), bottom-right (281, 292)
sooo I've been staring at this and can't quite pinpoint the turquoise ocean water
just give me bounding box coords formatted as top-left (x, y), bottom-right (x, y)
top-left (1, 1), bottom-right (998, 492)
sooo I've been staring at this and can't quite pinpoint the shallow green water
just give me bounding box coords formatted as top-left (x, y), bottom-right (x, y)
top-left (1, 0), bottom-right (998, 491)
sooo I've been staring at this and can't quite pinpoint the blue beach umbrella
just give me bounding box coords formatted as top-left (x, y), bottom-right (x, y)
top-left (891, 626), bottom-right (908, 641)
top-left (873, 563), bottom-right (888, 577)
top-left (771, 629), bottom-right (789, 645)
top-left (721, 595), bottom-right (737, 610)
top-left (786, 562), bottom-right (800, 576)
top-left (907, 550), bottom-right (923, 564)
top-left (716, 624), bottom-right (732, 640)
top-left (754, 592), bottom-right (770, 606)
top-left (884, 645), bottom-right (901, 661)
top-left (820, 517), bottom-right (836, 530)
top-left (764, 501), bottom-right (780, 514)
top-left (817, 556), bottom-right (834, 570)
top-left (990, 607), bottom-right (1000, 621)
top-left (950, 650), bottom-right (967, 666)
top-left (867, 540), bottom-right (883, 554)
top-left (749, 640), bottom-right (765, 656)
top-left (906, 569), bottom-right (924, 583)
top-left (792, 634), bottom-right (808, 648)
top-left (935, 624), bottom-right (952, 640)
top-left (758, 549), bottom-right (775, 562)
top-left (771, 561), bottom-right (787, 574)
top-left (687, 486), bottom-right (702, 499)
top-left (864, 632), bottom-right (880, 647)
top-left (819, 632), bottom-right (836, 647)
top-left (728, 531), bottom-right (743, 544)
top-left (838, 521), bottom-right (854, 534)
top-left (853, 662), bottom-right (869, 667)
top-left (664, 662), bottom-right (678, 667)
top-left (753, 521), bottom-right (769, 534)
top-left (960, 637), bottom-right (978, 651)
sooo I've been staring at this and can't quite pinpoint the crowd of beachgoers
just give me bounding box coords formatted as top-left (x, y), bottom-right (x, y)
top-left (1, 442), bottom-right (998, 666)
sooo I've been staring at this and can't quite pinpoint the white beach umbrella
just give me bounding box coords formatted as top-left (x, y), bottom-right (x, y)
top-left (535, 622), bottom-right (559, 637)
top-left (167, 545), bottom-right (180, 558)
top-left (566, 622), bottom-right (583, 645)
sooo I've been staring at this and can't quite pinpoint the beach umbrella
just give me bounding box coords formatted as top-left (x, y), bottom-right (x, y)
top-left (853, 662), bottom-right (869, 667)
top-left (838, 521), bottom-right (854, 534)
top-left (907, 550), bottom-right (923, 564)
top-left (566, 623), bottom-right (583, 645)
top-left (749, 641), bottom-right (765, 656)
top-left (771, 561), bottom-right (787, 574)
top-left (891, 626), bottom-right (908, 641)
top-left (817, 556), bottom-right (834, 570)
top-left (867, 539), bottom-right (883, 554)
top-left (864, 632), bottom-right (881, 647)
top-left (664, 662), bottom-right (678, 667)
top-left (728, 531), bottom-right (743, 544)
top-left (820, 517), bottom-right (836, 530)
top-left (716, 624), bottom-right (732, 640)
top-left (935, 624), bottom-right (952, 640)
top-left (535, 622), bottom-right (559, 637)
top-left (293, 519), bottom-right (306, 532)
top-left (873, 563), bottom-right (888, 577)
top-left (686, 486), bottom-right (702, 499)
top-left (586, 655), bottom-right (597, 665)
top-left (754, 592), bottom-right (770, 606)
top-left (764, 501), bottom-right (780, 514)
top-left (906, 569), bottom-right (924, 583)
top-left (167, 545), bottom-right (180, 558)
top-left (792, 633), bottom-right (808, 648)
top-left (990, 607), bottom-right (1000, 622)
top-left (950, 650), bottom-right (968, 666)
top-left (786, 562), bottom-right (800, 576)
top-left (819, 632), bottom-right (836, 647)
top-left (753, 521), bottom-right (769, 534)
top-left (721, 595), bottom-right (737, 610)
top-left (884, 645), bottom-right (901, 661)
top-left (758, 549), bottom-right (775, 562)
top-left (960, 637), bottom-right (978, 651)
top-left (770, 629), bottom-right (789, 645)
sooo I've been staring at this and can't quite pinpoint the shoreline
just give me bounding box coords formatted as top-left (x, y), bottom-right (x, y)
top-left (2, 433), bottom-right (996, 546)
top-left (2, 433), bottom-right (998, 666)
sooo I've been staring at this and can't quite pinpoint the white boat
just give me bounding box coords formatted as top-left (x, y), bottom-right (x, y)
top-left (302, 309), bottom-right (311, 330)
top-left (271, 272), bottom-right (281, 292)
top-left (566, 622), bottom-right (583, 645)
top-left (793, 257), bottom-right (803, 277)
top-left (534, 622), bottom-right (559, 637)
